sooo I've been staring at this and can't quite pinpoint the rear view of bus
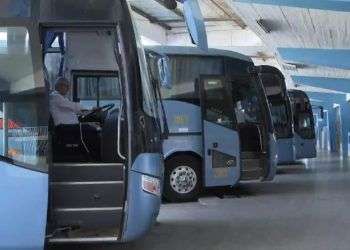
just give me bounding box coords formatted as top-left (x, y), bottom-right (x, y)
top-left (288, 90), bottom-right (317, 159)
top-left (258, 66), bottom-right (296, 165)
top-left (0, 1), bottom-right (163, 248)
top-left (146, 46), bottom-right (277, 202)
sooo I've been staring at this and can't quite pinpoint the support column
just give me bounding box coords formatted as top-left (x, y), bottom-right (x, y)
top-left (328, 108), bottom-right (337, 152)
top-left (340, 103), bottom-right (350, 159)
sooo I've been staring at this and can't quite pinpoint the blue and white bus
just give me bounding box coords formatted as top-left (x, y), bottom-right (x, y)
top-left (258, 66), bottom-right (296, 165)
top-left (288, 90), bottom-right (317, 159)
top-left (146, 46), bottom-right (277, 202)
top-left (0, 0), bottom-right (206, 248)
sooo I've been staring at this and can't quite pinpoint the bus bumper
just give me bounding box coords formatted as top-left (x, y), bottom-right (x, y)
top-left (121, 153), bottom-right (164, 242)
top-left (277, 138), bottom-right (296, 165)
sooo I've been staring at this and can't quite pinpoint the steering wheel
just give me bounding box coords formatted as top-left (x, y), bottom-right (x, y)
top-left (80, 103), bottom-right (115, 122)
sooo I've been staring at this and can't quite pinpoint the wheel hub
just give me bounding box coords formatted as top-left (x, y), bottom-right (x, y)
top-left (170, 166), bottom-right (197, 194)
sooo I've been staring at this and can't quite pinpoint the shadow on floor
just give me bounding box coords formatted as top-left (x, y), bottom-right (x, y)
top-left (49, 217), bottom-right (308, 250)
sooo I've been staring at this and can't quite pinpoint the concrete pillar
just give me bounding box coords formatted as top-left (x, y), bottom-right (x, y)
top-left (340, 103), bottom-right (350, 159)
top-left (328, 108), bottom-right (337, 152)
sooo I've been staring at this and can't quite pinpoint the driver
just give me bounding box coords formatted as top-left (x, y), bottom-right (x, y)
top-left (50, 77), bottom-right (101, 161)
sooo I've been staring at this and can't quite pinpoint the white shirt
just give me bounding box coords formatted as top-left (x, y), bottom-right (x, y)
top-left (50, 91), bottom-right (84, 126)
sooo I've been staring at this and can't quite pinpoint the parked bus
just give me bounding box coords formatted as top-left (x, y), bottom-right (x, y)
top-left (257, 66), bottom-right (296, 164)
top-left (146, 46), bottom-right (277, 202)
top-left (288, 90), bottom-right (317, 159)
top-left (0, 0), bottom-right (206, 248)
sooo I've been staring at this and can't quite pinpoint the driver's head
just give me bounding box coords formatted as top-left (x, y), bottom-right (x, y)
top-left (55, 77), bottom-right (70, 96)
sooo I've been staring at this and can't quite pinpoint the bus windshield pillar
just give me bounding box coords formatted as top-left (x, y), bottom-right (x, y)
top-left (2, 102), bottom-right (8, 157)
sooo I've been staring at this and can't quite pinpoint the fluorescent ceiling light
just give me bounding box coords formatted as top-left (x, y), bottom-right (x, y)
top-left (0, 32), bottom-right (7, 52)
top-left (347, 94), bottom-right (350, 102)
top-left (0, 32), bottom-right (7, 41)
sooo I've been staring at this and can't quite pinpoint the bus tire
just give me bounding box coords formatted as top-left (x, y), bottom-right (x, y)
top-left (164, 155), bottom-right (201, 202)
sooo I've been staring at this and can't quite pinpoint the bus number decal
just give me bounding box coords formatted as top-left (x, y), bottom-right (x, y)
top-left (174, 115), bottom-right (188, 125)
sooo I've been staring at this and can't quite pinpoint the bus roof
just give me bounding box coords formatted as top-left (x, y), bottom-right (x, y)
top-left (0, 0), bottom-right (123, 23)
top-left (288, 89), bottom-right (310, 100)
top-left (146, 46), bottom-right (253, 63)
top-left (256, 65), bottom-right (285, 80)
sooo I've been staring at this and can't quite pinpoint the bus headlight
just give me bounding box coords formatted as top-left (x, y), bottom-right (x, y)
top-left (142, 175), bottom-right (161, 197)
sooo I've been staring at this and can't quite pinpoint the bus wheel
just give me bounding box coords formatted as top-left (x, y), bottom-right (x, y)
top-left (164, 155), bottom-right (201, 202)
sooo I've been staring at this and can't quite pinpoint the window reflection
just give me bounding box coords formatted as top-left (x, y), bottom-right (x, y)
top-left (0, 27), bottom-right (48, 167)
top-left (76, 75), bottom-right (121, 108)
top-left (231, 77), bottom-right (262, 124)
top-left (203, 78), bottom-right (234, 129)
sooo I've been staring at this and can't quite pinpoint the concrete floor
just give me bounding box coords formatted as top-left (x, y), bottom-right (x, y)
top-left (51, 152), bottom-right (350, 250)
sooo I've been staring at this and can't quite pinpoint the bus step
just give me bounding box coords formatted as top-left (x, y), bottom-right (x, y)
top-left (241, 158), bottom-right (263, 180)
top-left (51, 181), bottom-right (124, 208)
top-left (241, 168), bottom-right (263, 181)
top-left (241, 158), bottom-right (261, 169)
top-left (52, 163), bottom-right (124, 182)
top-left (48, 236), bottom-right (119, 244)
top-left (53, 207), bottom-right (123, 230)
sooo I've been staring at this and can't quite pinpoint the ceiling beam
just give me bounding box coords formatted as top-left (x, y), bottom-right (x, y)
top-left (306, 91), bottom-right (346, 103)
top-left (292, 76), bottom-right (350, 93)
top-left (208, 0), bottom-right (247, 29)
top-left (131, 5), bottom-right (172, 30)
top-left (278, 48), bottom-right (350, 70)
top-left (154, 17), bottom-right (242, 23)
top-left (233, 0), bottom-right (350, 13)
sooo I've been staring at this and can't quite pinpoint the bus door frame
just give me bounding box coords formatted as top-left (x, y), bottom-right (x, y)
top-left (198, 75), bottom-right (240, 187)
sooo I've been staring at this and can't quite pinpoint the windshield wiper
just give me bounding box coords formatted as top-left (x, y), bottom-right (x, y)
top-left (153, 79), bottom-right (169, 140)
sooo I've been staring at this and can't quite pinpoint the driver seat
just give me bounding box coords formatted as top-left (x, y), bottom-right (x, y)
top-left (51, 117), bottom-right (89, 162)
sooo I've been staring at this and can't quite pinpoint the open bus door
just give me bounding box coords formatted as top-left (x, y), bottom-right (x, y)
top-left (258, 66), bottom-right (296, 164)
top-left (199, 75), bottom-right (240, 187)
top-left (289, 90), bottom-right (317, 159)
top-left (294, 111), bottom-right (317, 159)
top-left (229, 73), bottom-right (277, 181)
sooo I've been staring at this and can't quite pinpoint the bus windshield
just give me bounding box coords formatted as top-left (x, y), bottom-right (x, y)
top-left (289, 91), bottom-right (315, 139)
top-left (0, 26), bottom-right (48, 169)
top-left (161, 55), bottom-right (224, 104)
top-left (74, 73), bottom-right (121, 108)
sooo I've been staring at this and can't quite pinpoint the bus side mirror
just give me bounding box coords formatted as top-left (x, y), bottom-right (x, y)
top-left (165, 0), bottom-right (208, 51)
top-left (183, 0), bottom-right (208, 51)
top-left (176, 0), bottom-right (208, 51)
top-left (158, 56), bottom-right (172, 89)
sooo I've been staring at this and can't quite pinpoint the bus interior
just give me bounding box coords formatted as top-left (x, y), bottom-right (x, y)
top-left (44, 27), bottom-right (127, 242)
top-left (230, 74), bottom-right (273, 181)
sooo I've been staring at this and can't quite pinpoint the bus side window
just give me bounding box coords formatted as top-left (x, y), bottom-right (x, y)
top-left (202, 78), bottom-right (234, 129)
